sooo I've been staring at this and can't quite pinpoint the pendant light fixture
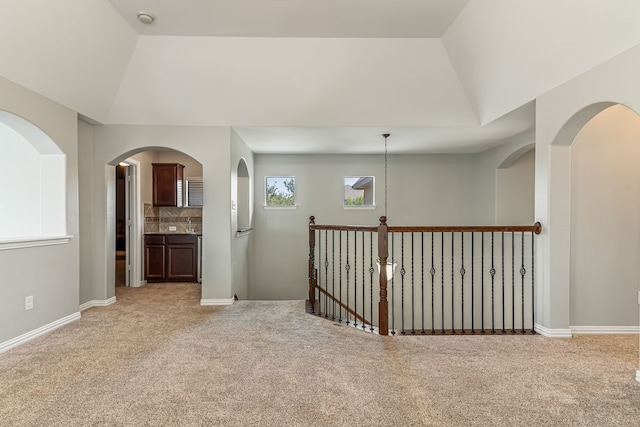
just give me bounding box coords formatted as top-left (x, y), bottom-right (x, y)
top-left (377, 133), bottom-right (396, 279)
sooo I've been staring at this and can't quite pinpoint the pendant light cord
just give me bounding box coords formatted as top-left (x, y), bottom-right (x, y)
top-left (383, 133), bottom-right (390, 218)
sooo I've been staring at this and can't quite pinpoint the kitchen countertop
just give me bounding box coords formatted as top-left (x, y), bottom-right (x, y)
top-left (144, 232), bottom-right (202, 236)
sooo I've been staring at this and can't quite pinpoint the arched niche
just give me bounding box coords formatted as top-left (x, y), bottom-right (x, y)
top-left (0, 110), bottom-right (66, 241)
top-left (236, 158), bottom-right (251, 231)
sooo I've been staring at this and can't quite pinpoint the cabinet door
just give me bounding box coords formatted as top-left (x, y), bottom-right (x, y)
top-left (144, 244), bottom-right (166, 281)
top-left (166, 244), bottom-right (197, 281)
top-left (152, 163), bottom-right (184, 207)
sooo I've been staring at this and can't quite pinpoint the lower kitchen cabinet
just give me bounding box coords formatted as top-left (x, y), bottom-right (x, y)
top-left (144, 234), bottom-right (198, 282)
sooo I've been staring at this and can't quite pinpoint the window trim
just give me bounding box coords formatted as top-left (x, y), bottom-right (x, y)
top-left (343, 175), bottom-right (376, 208)
top-left (264, 175), bottom-right (297, 208)
top-left (0, 235), bottom-right (73, 251)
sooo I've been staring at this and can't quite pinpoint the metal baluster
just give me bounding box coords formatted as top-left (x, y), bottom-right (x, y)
top-left (451, 232), bottom-right (455, 333)
top-left (421, 232), bottom-right (425, 334)
top-left (501, 232), bottom-right (505, 333)
top-left (346, 231), bottom-right (350, 325)
top-left (531, 231), bottom-right (535, 333)
top-left (339, 230), bottom-right (342, 322)
top-left (441, 232), bottom-right (445, 334)
top-left (520, 232), bottom-right (526, 333)
top-left (400, 232), bottom-right (406, 334)
top-left (362, 231), bottom-right (367, 329)
top-left (369, 232), bottom-right (374, 332)
top-left (391, 233), bottom-right (396, 335)
top-left (511, 232), bottom-right (515, 333)
top-left (324, 231), bottom-right (329, 318)
top-left (411, 232), bottom-right (415, 334)
top-left (481, 233), bottom-right (485, 334)
top-left (353, 231), bottom-right (357, 328)
top-left (461, 233), bottom-right (465, 333)
top-left (311, 229), bottom-right (316, 314)
top-left (332, 230), bottom-right (336, 320)
top-left (430, 232), bottom-right (435, 334)
top-left (471, 232), bottom-right (475, 334)
top-left (318, 230), bottom-right (322, 316)
top-left (491, 232), bottom-right (496, 334)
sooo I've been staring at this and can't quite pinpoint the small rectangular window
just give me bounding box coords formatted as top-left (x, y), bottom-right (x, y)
top-left (265, 176), bottom-right (296, 207)
top-left (186, 177), bottom-right (203, 207)
top-left (344, 176), bottom-right (375, 207)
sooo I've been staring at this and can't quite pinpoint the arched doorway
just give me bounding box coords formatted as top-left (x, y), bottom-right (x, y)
top-left (547, 102), bottom-right (640, 333)
top-left (110, 148), bottom-right (204, 293)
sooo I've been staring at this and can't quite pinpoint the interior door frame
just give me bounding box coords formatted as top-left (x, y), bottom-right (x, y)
top-left (124, 159), bottom-right (142, 287)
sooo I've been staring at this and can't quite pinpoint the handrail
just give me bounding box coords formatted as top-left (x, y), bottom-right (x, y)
top-left (310, 222), bottom-right (542, 235)
top-left (314, 284), bottom-right (371, 326)
top-left (388, 223), bottom-right (542, 234)
top-left (310, 224), bottom-right (378, 233)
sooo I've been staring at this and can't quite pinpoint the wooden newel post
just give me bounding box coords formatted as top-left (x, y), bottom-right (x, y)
top-left (378, 216), bottom-right (389, 335)
top-left (308, 216), bottom-right (316, 313)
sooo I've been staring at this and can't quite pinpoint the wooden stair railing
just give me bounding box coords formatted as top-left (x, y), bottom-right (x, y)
top-left (311, 281), bottom-right (371, 326)
top-left (309, 216), bottom-right (542, 336)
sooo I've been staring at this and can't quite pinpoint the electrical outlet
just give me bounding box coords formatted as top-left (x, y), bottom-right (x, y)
top-left (25, 295), bottom-right (33, 311)
top-left (169, 226), bottom-right (177, 231)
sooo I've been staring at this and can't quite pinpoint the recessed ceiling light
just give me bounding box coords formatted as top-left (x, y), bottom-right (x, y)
top-left (137, 12), bottom-right (154, 24)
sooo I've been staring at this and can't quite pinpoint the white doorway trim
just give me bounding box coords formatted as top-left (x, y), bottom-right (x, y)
top-left (124, 158), bottom-right (143, 287)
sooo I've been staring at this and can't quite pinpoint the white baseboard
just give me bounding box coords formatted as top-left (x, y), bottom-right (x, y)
top-left (0, 312), bottom-right (81, 354)
top-left (200, 298), bottom-right (235, 306)
top-left (636, 370), bottom-right (640, 384)
top-left (534, 323), bottom-right (573, 338)
top-left (79, 296), bottom-right (117, 312)
top-left (571, 326), bottom-right (640, 334)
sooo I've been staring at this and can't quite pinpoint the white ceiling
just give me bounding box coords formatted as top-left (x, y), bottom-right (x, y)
top-left (234, 102), bottom-right (535, 154)
top-left (2, 1), bottom-right (640, 154)
top-left (107, 0), bottom-right (469, 38)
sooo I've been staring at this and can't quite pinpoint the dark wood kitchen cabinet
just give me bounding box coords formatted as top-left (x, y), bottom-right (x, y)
top-left (144, 234), bottom-right (198, 282)
top-left (152, 163), bottom-right (185, 207)
top-left (144, 235), bottom-right (166, 281)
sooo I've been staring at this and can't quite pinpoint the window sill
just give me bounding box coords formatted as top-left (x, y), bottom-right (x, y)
top-left (263, 205), bottom-right (298, 210)
top-left (0, 235), bottom-right (73, 251)
top-left (343, 205), bottom-right (377, 210)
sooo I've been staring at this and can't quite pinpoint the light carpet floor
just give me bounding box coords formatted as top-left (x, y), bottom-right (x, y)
top-left (1, 283), bottom-right (639, 426)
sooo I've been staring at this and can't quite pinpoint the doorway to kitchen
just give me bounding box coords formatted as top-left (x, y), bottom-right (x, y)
top-left (115, 161), bottom-right (138, 287)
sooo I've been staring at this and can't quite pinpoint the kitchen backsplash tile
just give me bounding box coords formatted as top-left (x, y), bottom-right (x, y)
top-left (144, 203), bottom-right (202, 233)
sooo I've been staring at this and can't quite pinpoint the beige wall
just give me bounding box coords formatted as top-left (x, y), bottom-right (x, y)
top-left (231, 130), bottom-right (254, 299)
top-left (496, 149), bottom-right (535, 225)
top-left (0, 76), bottom-right (79, 347)
top-left (250, 150), bottom-right (521, 300)
top-left (78, 125), bottom-right (233, 304)
top-left (535, 43), bottom-right (640, 334)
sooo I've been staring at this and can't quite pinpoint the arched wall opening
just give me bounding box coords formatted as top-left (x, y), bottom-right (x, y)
top-left (569, 104), bottom-right (640, 329)
top-left (236, 158), bottom-right (251, 231)
top-left (108, 147), bottom-right (204, 294)
top-left (0, 111), bottom-right (66, 241)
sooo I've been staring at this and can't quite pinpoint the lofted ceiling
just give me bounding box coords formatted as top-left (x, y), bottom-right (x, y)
top-left (2, 1), bottom-right (640, 154)
top-left (107, 0), bottom-right (469, 38)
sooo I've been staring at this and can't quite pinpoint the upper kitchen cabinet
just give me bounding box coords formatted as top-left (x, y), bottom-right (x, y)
top-left (152, 163), bottom-right (185, 207)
